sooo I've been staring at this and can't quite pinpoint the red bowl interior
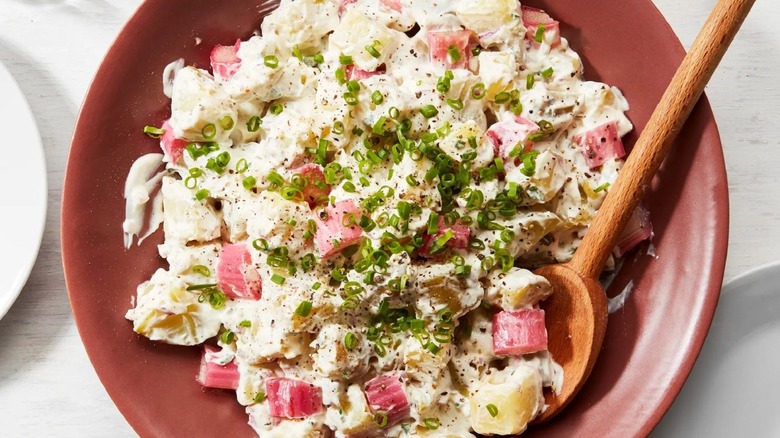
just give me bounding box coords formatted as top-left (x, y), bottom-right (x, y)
top-left (62, 0), bottom-right (729, 436)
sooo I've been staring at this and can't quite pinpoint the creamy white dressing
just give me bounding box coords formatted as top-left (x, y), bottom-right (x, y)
top-left (123, 0), bottom-right (635, 436)
top-left (608, 280), bottom-right (635, 314)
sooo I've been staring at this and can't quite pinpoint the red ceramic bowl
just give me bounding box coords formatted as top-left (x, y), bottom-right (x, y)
top-left (63, 1), bottom-right (729, 436)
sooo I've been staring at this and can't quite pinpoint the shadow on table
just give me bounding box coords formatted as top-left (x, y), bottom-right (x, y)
top-left (0, 39), bottom-right (79, 385)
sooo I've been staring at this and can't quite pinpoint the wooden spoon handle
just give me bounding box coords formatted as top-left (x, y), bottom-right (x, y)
top-left (568, 0), bottom-right (755, 280)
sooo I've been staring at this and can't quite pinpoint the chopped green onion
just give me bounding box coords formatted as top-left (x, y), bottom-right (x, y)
top-left (594, 182), bottom-right (611, 193)
top-left (427, 212), bottom-right (439, 235)
top-left (371, 90), bottom-right (384, 105)
top-left (332, 121), bottom-right (345, 135)
top-left (295, 301), bottom-right (312, 317)
top-left (486, 404), bottom-right (499, 417)
top-left (219, 115), bottom-right (234, 130)
top-left (365, 42), bottom-right (381, 58)
top-left (242, 176), bottom-right (256, 190)
top-left (220, 330), bottom-right (235, 344)
top-left (346, 80), bottom-right (361, 93)
top-left (447, 44), bottom-right (462, 63)
top-left (195, 188), bottom-right (210, 201)
top-left (423, 418), bottom-right (440, 430)
top-left (494, 92), bottom-right (511, 104)
top-left (201, 123), bottom-right (216, 140)
top-left (247, 116), bottom-right (262, 132)
top-left (143, 125), bottom-right (165, 138)
top-left (313, 52), bottom-right (324, 65)
top-left (343, 92), bottom-right (359, 106)
top-left (335, 67), bottom-right (347, 84)
top-left (420, 105), bottom-right (438, 118)
top-left (471, 82), bottom-right (486, 99)
top-left (535, 24), bottom-right (546, 43)
top-left (344, 332), bottom-right (357, 350)
top-left (263, 55), bottom-right (279, 68)
top-left (269, 104), bottom-right (283, 115)
top-left (339, 54), bottom-right (353, 65)
top-left (446, 98), bottom-right (464, 110)
top-left (526, 74), bottom-right (535, 90)
top-left (235, 158), bottom-right (249, 173)
top-left (192, 265), bottom-right (210, 276)
top-left (541, 67), bottom-right (554, 78)
top-left (271, 273), bottom-right (285, 285)
top-left (252, 238), bottom-right (269, 251)
top-left (405, 175), bottom-right (419, 187)
top-left (388, 106), bottom-right (400, 119)
top-left (436, 76), bottom-right (451, 93)
top-left (292, 45), bottom-right (302, 60)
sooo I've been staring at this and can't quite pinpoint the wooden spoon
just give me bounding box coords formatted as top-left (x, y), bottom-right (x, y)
top-left (533, 0), bottom-right (755, 423)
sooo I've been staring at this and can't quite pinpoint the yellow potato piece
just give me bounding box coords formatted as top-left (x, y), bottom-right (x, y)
top-left (469, 367), bottom-right (543, 435)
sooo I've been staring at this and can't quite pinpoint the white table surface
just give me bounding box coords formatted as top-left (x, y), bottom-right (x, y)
top-left (1, 1), bottom-right (778, 436)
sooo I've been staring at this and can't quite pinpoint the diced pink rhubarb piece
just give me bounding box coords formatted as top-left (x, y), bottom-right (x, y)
top-left (160, 120), bottom-right (189, 164)
top-left (492, 309), bottom-right (548, 355)
top-left (486, 116), bottom-right (539, 160)
top-left (338, 0), bottom-right (358, 15)
top-left (346, 64), bottom-right (386, 81)
top-left (614, 204), bottom-right (654, 257)
top-left (266, 378), bottom-right (323, 419)
top-left (210, 39), bottom-right (242, 80)
top-left (574, 121), bottom-right (626, 169)
top-left (217, 244), bottom-right (262, 300)
top-left (420, 217), bottom-right (471, 258)
top-left (196, 345), bottom-right (239, 390)
top-left (427, 30), bottom-right (473, 69)
top-left (313, 200), bottom-right (363, 259)
top-left (521, 6), bottom-right (561, 47)
top-left (364, 372), bottom-right (410, 427)
top-left (380, 0), bottom-right (402, 12)
top-left (295, 163), bottom-right (331, 208)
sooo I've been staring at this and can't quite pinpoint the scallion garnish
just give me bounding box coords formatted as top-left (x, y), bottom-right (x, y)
top-left (371, 90), bottom-right (384, 105)
top-left (365, 41), bottom-right (381, 58)
top-left (541, 67), bottom-right (554, 78)
top-left (339, 54), bottom-right (353, 65)
top-left (220, 330), bottom-right (235, 344)
top-left (192, 265), bottom-right (210, 277)
top-left (247, 116), bottom-right (262, 132)
top-left (295, 301), bottom-right (312, 317)
top-left (446, 98), bottom-right (464, 110)
top-left (269, 103), bottom-right (283, 115)
top-left (201, 123), bottom-right (217, 140)
top-left (423, 418), bottom-right (440, 430)
top-left (343, 92), bottom-right (359, 106)
top-left (447, 44), bottom-right (461, 63)
top-left (344, 332), bottom-right (357, 350)
top-left (195, 188), bottom-right (210, 201)
top-left (271, 273), bottom-right (285, 285)
top-left (526, 74), bottom-right (535, 90)
top-left (143, 125), bottom-right (165, 138)
top-left (486, 404), bottom-right (499, 417)
top-left (263, 55), bottom-right (279, 68)
top-left (420, 105), bottom-right (438, 118)
top-left (219, 115), bottom-right (234, 130)
top-left (494, 92), bottom-right (510, 104)
top-left (594, 182), bottom-right (611, 192)
top-left (535, 24), bottom-right (546, 43)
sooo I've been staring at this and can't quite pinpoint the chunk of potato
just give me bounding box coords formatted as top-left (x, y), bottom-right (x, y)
top-left (469, 366), bottom-right (543, 435)
top-left (485, 268), bottom-right (552, 309)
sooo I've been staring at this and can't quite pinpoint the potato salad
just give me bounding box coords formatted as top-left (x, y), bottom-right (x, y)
top-left (123, 0), bottom-right (638, 436)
